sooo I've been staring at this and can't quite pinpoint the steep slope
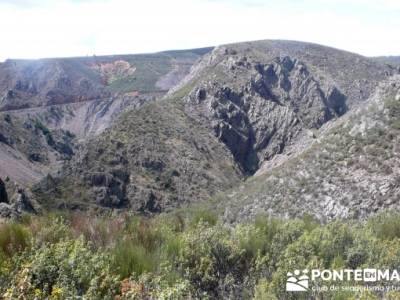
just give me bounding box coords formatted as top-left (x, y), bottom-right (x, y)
top-left (9, 93), bottom-right (155, 137)
top-left (0, 49), bottom-right (212, 138)
top-left (34, 97), bottom-right (242, 212)
top-left (34, 40), bottom-right (394, 214)
top-left (0, 113), bottom-right (75, 186)
top-left (0, 58), bottom-right (110, 111)
top-left (0, 48), bottom-right (212, 189)
top-left (219, 75), bottom-right (400, 223)
top-left (181, 40), bottom-right (391, 173)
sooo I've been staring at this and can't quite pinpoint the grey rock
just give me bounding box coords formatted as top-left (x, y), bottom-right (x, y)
top-left (0, 203), bottom-right (17, 219)
top-left (11, 187), bottom-right (35, 213)
top-left (31, 40), bottom-right (394, 216)
top-left (186, 55), bottom-right (347, 173)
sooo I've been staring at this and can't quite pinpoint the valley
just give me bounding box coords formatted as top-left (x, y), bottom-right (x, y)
top-left (1, 39), bottom-right (400, 299)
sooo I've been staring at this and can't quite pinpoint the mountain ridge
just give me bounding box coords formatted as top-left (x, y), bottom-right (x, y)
top-left (30, 39), bottom-right (398, 218)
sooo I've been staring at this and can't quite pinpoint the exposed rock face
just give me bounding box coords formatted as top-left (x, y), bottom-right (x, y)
top-left (9, 93), bottom-right (156, 137)
top-left (220, 75), bottom-right (400, 223)
top-left (0, 178), bottom-right (8, 203)
top-left (33, 40), bottom-right (394, 215)
top-left (0, 203), bottom-right (17, 219)
top-left (11, 187), bottom-right (35, 213)
top-left (185, 55), bottom-right (348, 173)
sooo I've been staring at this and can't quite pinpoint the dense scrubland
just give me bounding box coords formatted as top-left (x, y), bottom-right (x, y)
top-left (2, 210), bottom-right (400, 299)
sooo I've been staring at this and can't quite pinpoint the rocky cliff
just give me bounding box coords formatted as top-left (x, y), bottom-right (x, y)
top-left (33, 40), bottom-right (396, 216)
top-left (219, 75), bottom-right (400, 222)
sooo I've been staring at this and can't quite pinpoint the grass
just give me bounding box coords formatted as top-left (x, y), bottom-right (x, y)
top-left (0, 222), bottom-right (31, 257)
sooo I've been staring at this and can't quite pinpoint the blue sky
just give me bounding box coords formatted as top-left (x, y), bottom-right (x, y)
top-left (0, 0), bottom-right (398, 61)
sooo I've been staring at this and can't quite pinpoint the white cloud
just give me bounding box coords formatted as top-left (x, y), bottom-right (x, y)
top-left (0, 0), bottom-right (398, 61)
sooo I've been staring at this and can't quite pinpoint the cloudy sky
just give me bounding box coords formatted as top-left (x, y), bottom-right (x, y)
top-left (0, 0), bottom-right (398, 61)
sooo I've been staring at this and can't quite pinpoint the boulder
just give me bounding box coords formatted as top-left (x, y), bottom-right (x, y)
top-left (0, 203), bottom-right (16, 219)
top-left (11, 187), bottom-right (35, 213)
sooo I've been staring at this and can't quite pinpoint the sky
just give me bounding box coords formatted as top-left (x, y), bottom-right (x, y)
top-left (0, 0), bottom-right (398, 61)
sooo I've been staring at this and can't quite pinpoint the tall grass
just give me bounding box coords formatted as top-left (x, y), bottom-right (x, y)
top-left (0, 222), bottom-right (31, 257)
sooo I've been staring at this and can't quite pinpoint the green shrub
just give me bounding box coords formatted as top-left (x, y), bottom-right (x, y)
top-left (178, 224), bottom-right (247, 298)
top-left (30, 215), bottom-right (72, 246)
top-left (2, 211), bottom-right (400, 298)
top-left (3, 237), bottom-right (119, 299)
top-left (112, 217), bottom-right (164, 278)
top-left (34, 119), bottom-right (55, 146)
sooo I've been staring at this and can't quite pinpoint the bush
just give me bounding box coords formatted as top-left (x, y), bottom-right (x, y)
top-left (253, 279), bottom-right (277, 300)
top-left (2, 211), bottom-right (400, 298)
top-left (178, 224), bottom-right (248, 298)
top-left (3, 237), bottom-right (119, 299)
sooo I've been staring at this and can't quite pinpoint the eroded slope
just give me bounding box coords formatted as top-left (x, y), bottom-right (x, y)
top-left (220, 76), bottom-right (400, 222)
top-left (34, 40), bottom-right (396, 214)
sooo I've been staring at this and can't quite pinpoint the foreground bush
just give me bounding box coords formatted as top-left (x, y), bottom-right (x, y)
top-left (1, 211), bottom-right (400, 299)
top-left (3, 237), bottom-right (119, 299)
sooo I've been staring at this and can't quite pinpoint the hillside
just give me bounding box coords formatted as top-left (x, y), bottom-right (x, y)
top-left (0, 48), bottom-right (211, 191)
top-left (0, 113), bottom-right (75, 186)
top-left (0, 48), bottom-right (212, 140)
top-left (33, 40), bottom-right (396, 215)
top-left (373, 56), bottom-right (400, 68)
top-left (0, 48), bottom-right (212, 112)
top-left (219, 75), bottom-right (400, 223)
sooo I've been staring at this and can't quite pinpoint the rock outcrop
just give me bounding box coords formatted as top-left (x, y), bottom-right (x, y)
top-left (34, 100), bottom-right (242, 212)
top-left (33, 40), bottom-right (394, 216)
top-left (0, 182), bottom-right (36, 219)
top-left (185, 55), bottom-right (347, 173)
top-left (220, 75), bottom-right (400, 223)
